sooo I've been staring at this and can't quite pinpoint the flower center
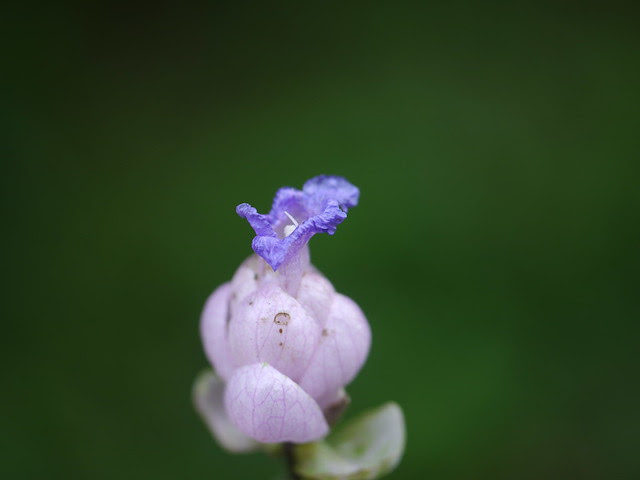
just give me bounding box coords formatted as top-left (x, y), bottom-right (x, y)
top-left (283, 211), bottom-right (299, 237)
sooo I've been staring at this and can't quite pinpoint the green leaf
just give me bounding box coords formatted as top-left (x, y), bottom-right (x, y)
top-left (294, 402), bottom-right (405, 480)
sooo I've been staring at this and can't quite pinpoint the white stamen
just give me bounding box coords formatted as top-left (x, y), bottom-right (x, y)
top-left (283, 211), bottom-right (299, 237)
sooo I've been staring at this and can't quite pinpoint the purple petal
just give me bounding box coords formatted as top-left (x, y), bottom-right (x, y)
top-left (302, 175), bottom-right (360, 212)
top-left (227, 283), bottom-right (321, 382)
top-left (299, 294), bottom-right (371, 408)
top-left (200, 283), bottom-right (236, 381)
top-left (236, 203), bottom-right (275, 237)
top-left (236, 175), bottom-right (359, 271)
top-left (269, 187), bottom-right (306, 223)
top-left (224, 363), bottom-right (329, 443)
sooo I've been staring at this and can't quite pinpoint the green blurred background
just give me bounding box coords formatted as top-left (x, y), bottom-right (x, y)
top-left (2, 2), bottom-right (639, 479)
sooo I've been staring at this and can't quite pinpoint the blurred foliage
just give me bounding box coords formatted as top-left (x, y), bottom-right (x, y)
top-left (2, 1), bottom-right (639, 479)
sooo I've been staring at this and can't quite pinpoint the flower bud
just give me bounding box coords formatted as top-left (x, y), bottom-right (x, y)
top-left (199, 176), bottom-right (370, 445)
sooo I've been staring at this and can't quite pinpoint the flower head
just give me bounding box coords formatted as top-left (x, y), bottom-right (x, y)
top-left (236, 175), bottom-right (359, 271)
top-left (197, 175), bottom-right (370, 445)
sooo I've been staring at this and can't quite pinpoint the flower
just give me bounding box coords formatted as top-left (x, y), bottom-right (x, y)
top-left (198, 175), bottom-right (371, 446)
top-left (236, 175), bottom-right (359, 272)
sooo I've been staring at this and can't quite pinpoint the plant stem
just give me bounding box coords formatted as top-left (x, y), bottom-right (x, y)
top-left (282, 442), bottom-right (300, 480)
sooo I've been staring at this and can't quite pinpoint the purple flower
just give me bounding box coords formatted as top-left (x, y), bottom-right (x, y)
top-left (236, 175), bottom-right (359, 272)
top-left (198, 176), bottom-right (370, 446)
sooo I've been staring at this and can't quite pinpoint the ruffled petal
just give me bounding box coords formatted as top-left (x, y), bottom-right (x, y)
top-left (236, 204), bottom-right (274, 237)
top-left (302, 175), bottom-right (360, 212)
top-left (224, 363), bottom-right (329, 443)
top-left (236, 176), bottom-right (359, 271)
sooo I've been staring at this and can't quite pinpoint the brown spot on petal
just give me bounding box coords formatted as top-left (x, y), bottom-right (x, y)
top-left (274, 312), bottom-right (290, 325)
top-left (322, 328), bottom-right (329, 336)
top-left (279, 342), bottom-right (283, 347)
top-left (279, 328), bottom-right (283, 334)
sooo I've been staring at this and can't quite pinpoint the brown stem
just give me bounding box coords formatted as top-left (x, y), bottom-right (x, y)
top-left (282, 442), bottom-right (301, 480)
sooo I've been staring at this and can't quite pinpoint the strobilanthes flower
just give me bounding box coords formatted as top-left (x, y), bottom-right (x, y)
top-left (194, 176), bottom-right (404, 479)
